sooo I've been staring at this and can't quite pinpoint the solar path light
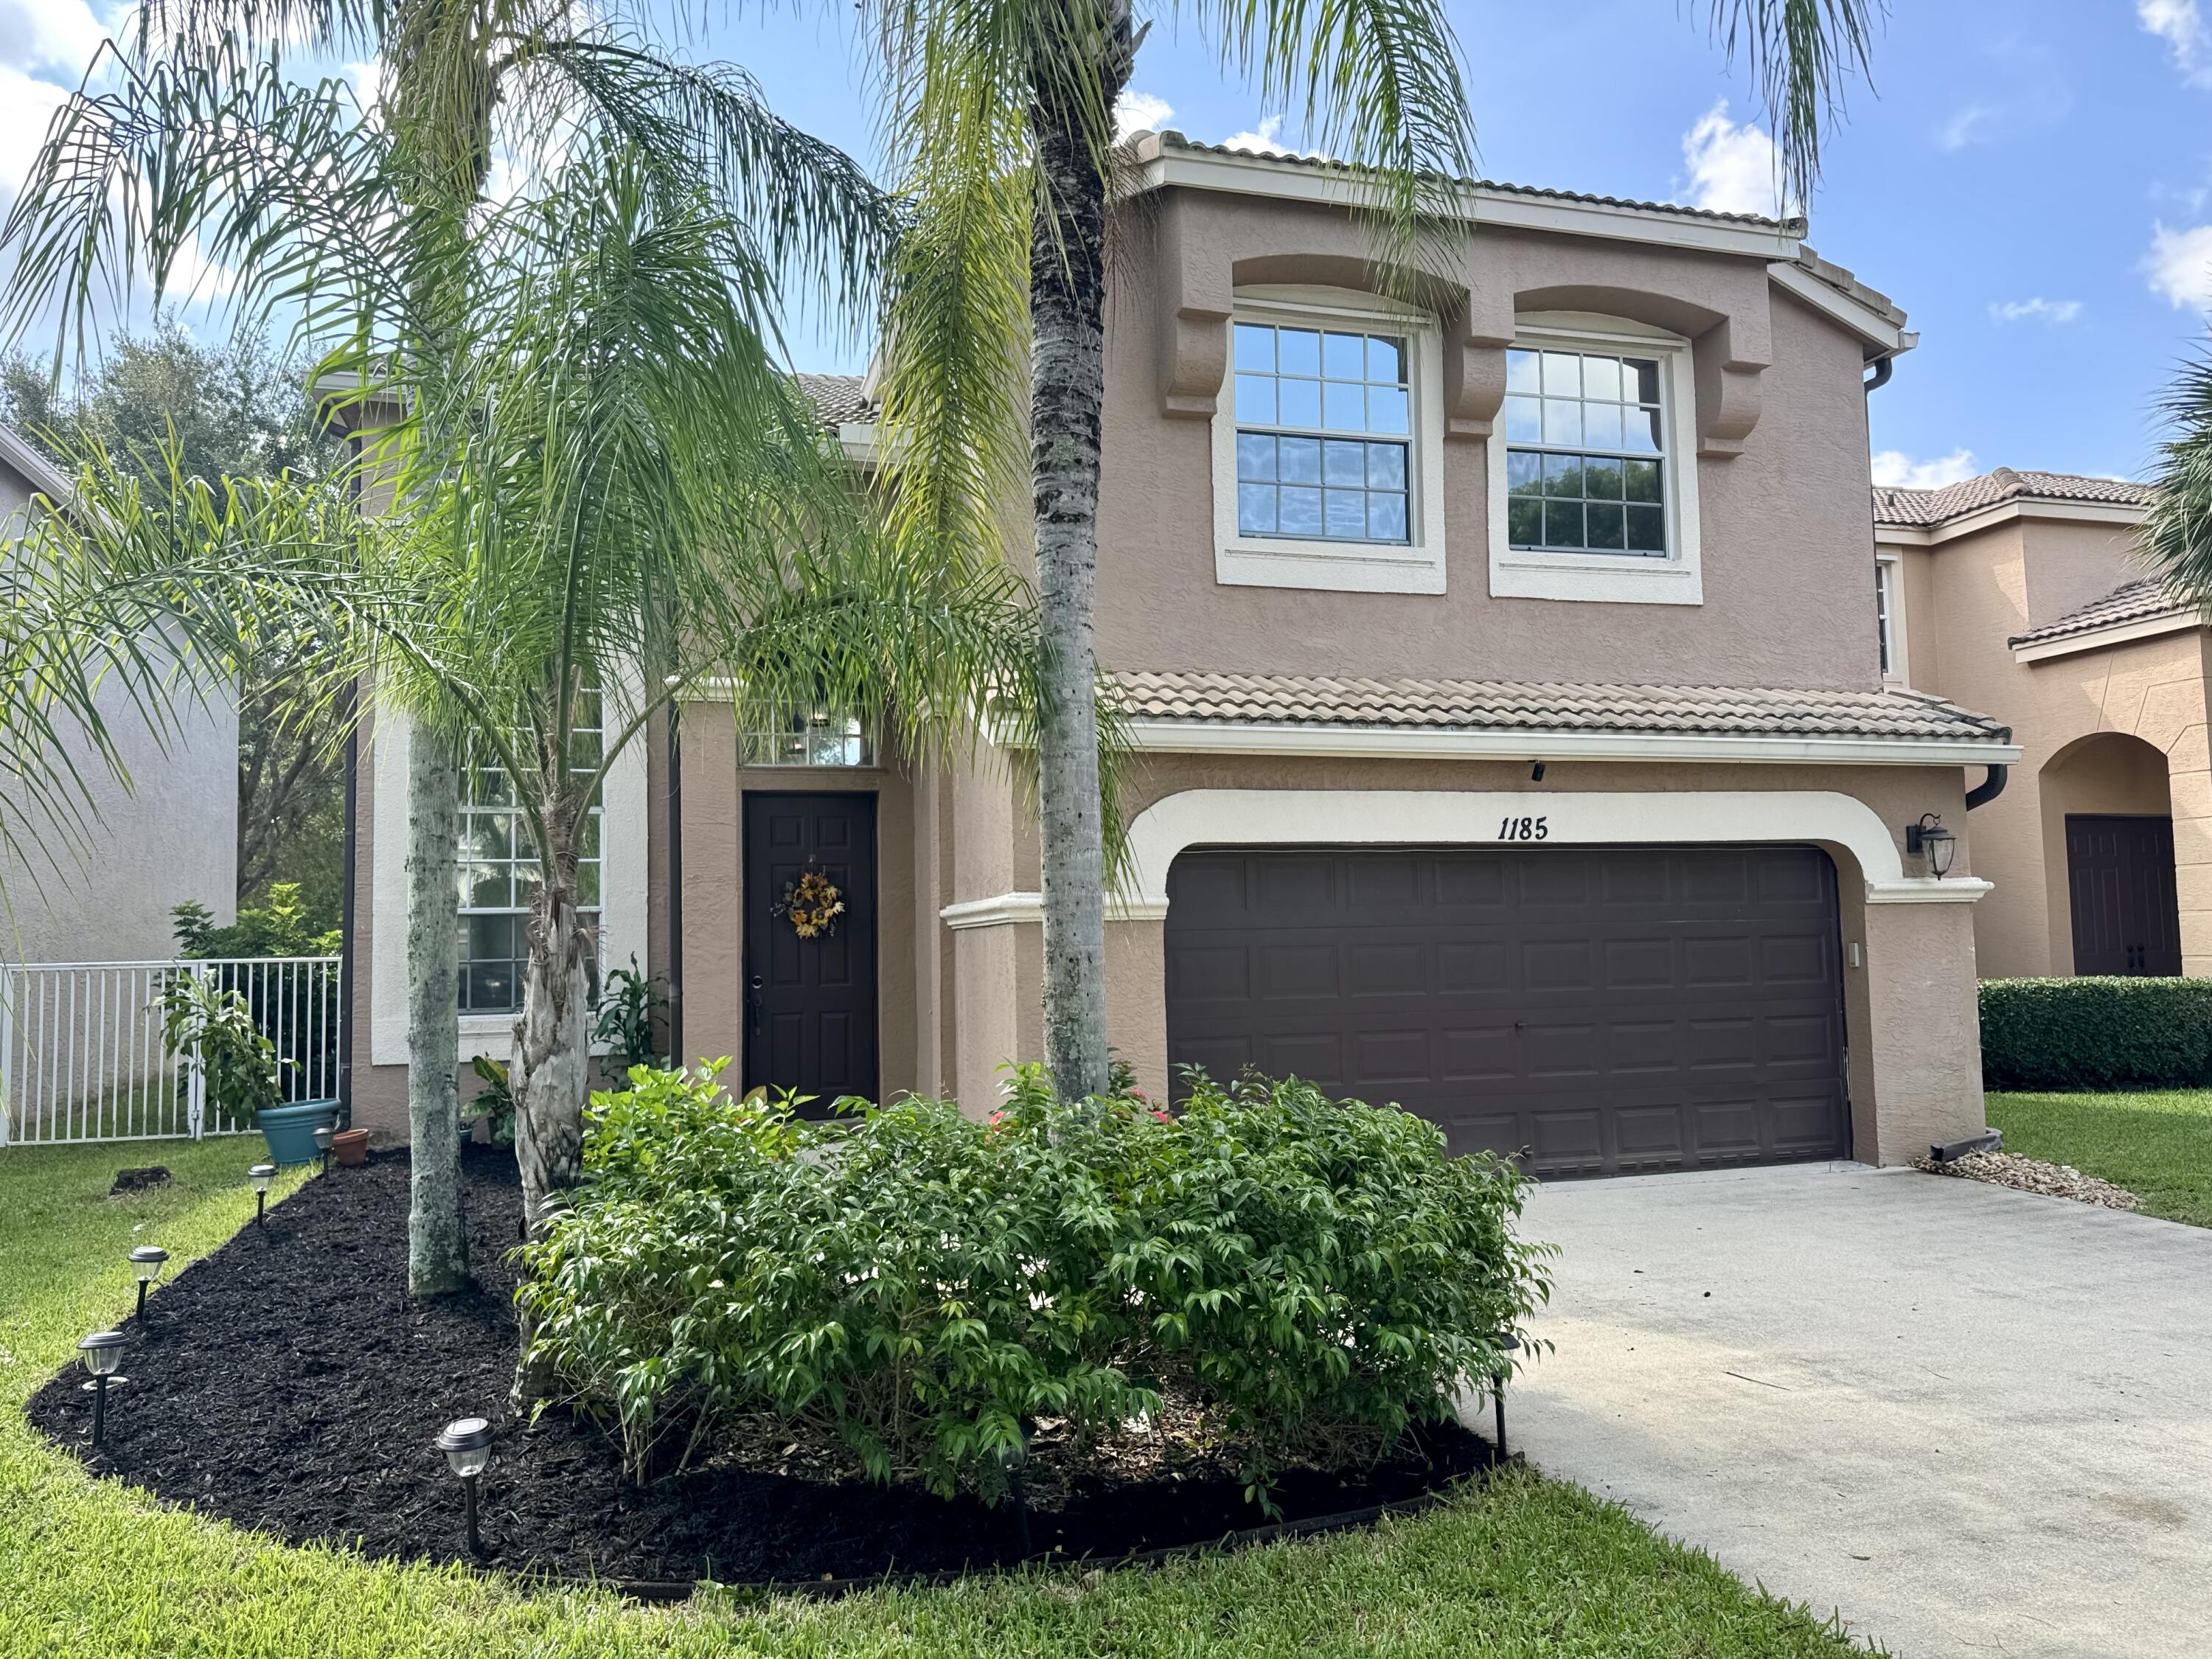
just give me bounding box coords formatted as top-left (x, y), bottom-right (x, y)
top-left (437, 1418), bottom-right (494, 1555)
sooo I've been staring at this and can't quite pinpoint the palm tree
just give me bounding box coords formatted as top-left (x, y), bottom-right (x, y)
top-left (2, 4), bottom-right (896, 1293)
top-left (868, 0), bottom-right (1879, 1099)
top-left (18, 140), bottom-right (1041, 1293)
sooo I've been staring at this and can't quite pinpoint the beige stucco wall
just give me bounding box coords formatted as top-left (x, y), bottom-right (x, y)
top-left (1885, 512), bottom-right (2207, 978)
top-left (0, 452), bottom-right (239, 967)
top-left (1099, 191), bottom-right (1885, 691)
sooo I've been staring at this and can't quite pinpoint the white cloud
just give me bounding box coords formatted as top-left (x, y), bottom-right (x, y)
top-left (0, 61), bottom-right (69, 201)
top-left (2146, 220), bottom-right (2212, 308)
top-left (1222, 114), bottom-right (1297, 157)
top-left (1680, 100), bottom-right (1794, 219)
top-left (2142, 0), bottom-right (2212, 88)
top-left (1113, 89), bottom-right (1172, 142)
top-left (1988, 296), bottom-right (2084, 324)
top-left (1871, 448), bottom-right (1979, 491)
top-left (0, 0), bottom-right (108, 75)
top-left (1938, 104), bottom-right (1997, 150)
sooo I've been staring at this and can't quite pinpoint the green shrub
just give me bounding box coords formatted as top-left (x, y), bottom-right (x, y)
top-left (156, 973), bottom-right (288, 1125)
top-left (517, 1062), bottom-right (1551, 1511)
top-left (1980, 976), bottom-right (2212, 1090)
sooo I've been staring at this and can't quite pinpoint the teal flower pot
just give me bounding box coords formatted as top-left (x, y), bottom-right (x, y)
top-left (257, 1099), bottom-right (340, 1166)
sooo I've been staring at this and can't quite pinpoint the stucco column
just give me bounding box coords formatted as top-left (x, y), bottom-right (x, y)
top-left (1859, 890), bottom-right (1989, 1164)
top-left (1105, 914), bottom-right (1169, 1103)
top-left (675, 700), bottom-right (741, 1071)
top-left (2164, 722), bottom-right (2212, 975)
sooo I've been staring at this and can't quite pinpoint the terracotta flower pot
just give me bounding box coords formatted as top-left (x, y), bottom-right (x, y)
top-left (332, 1128), bottom-right (370, 1168)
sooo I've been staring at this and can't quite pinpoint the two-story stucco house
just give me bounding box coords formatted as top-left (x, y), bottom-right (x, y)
top-left (1871, 468), bottom-right (2208, 982)
top-left (0, 422), bottom-right (238, 965)
top-left (344, 132), bottom-right (2019, 1175)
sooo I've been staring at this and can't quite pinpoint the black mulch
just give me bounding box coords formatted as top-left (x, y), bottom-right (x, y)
top-left (27, 1148), bottom-right (1493, 1585)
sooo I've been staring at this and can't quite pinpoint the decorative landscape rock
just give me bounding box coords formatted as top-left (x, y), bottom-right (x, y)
top-left (108, 1166), bottom-right (170, 1196)
top-left (1916, 1149), bottom-right (2140, 1211)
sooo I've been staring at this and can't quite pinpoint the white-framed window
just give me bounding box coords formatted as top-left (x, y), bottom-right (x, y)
top-left (1487, 314), bottom-right (1703, 606)
top-left (1876, 552), bottom-right (1907, 684)
top-left (739, 705), bottom-right (877, 767)
top-left (457, 692), bottom-right (604, 1017)
top-left (1211, 287), bottom-right (1447, 594)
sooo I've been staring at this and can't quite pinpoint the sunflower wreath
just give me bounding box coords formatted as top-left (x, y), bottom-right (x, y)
top-left (774, 869), bottom-right (845, 939)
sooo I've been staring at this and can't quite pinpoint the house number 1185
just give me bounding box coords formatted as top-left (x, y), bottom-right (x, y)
top-left (1497, 815), bottom-right (1548, 841)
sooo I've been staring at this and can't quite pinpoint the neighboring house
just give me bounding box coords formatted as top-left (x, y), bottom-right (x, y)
top-left (1872, 469), bottom-right (2195, 980)
top-left (346, 131), bottom-right (2017, 1176)
top-left (0, 423), bottom-right (237, 965)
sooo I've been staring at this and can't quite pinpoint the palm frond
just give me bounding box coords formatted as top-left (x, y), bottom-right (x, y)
top-left (2143, 347), bottom-right (2212, 612)
top-left (1707, 0), bottom-right (1880, 212)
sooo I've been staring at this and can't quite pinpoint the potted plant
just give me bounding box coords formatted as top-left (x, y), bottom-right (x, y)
top-left (158, 973), bottom-right (333, 1163)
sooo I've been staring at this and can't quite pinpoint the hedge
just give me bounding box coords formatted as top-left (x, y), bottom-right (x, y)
top-left (1980, 976), bottom-right (2212, 1090)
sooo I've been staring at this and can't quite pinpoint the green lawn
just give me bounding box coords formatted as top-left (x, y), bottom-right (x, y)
top-left (1986, 1090), bottom-right (2212, 1228)
top-left (0, 1139), bottom-right (1875, 1658)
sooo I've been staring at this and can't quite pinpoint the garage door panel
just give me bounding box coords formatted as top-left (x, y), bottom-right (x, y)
top-left (1347, 942), bottom-right (1426, 996)
top-left (1683, 936), bottom-right (1756, 986)
top-left (1255, 943), bottom-right (1339, 999)
top-left (1165, 844), bottom-right (1848, 1178)
top-left (1435, 860), bottom-right (1507, 908)
top-left (1439, 1026), bottom-right (1516, 1080)
top-left (1354, 1029), bottom-right (1431, 1082)
top-left (1255, 1032), bottom-right (1343, 1084)
top-left (1437, 942), bottom-right (1509, 992)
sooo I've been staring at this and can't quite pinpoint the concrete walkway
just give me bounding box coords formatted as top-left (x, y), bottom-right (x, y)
top-left (1506, 1162), bottom-right (2212, 1658)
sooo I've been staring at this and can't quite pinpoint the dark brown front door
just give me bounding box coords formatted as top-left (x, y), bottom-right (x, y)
top-left (743, 793), bottom-right (879, 1103)
top-left (2067, 814), bottom-right (2181, 976)
top-left (1165, 844), bottom-right (1849, 1178)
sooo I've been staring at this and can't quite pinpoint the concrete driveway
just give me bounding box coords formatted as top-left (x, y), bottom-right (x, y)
top-left (1506, 1162), bottom-right (2212, 1658)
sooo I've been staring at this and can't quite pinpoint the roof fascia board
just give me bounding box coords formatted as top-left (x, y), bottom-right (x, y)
top-left (1125, 717), bottom-right (2020, 767)
top-left (1876, 496), bottom-right (2149, 543)
top-left (1766, 260), bottom-right (1906, 354)
top-left (2012, 611), bottom-right (2199, 663)
top-left (1130, 147), bottom-right (1804, 260)
top-left (0, 424), bottom-right (75, 507)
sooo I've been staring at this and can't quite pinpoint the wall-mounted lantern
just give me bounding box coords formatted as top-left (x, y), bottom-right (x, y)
top-left (1905, 813), bottom-right (1957, 880)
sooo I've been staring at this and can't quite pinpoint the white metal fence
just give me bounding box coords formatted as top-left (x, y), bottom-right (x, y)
top-left (0, 956), bottom-right (344, 1147)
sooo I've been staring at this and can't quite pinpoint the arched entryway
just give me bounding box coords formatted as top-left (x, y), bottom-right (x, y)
top-left (2040, 733), bottom-right (2181, 975)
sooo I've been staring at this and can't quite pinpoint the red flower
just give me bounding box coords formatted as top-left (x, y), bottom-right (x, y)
top-left (1151, 1109), bottom-right (1172, 1123)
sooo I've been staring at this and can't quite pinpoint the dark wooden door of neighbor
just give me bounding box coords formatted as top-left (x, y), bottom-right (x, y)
top-left (2066, 814), bottom-right (2182, 977)
top-left (1165, 844), bottom-right (1850, 1179)
top-left (742, 792), bottom-right (879, 1104)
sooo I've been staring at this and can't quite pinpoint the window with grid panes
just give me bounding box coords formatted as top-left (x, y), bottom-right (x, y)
top-left (1502, 347), bottom-right (1669, 557)
top-left (1231, 321), bottom-right (1412, 544)
top-left (456, 689), bottom-right (603, 1015)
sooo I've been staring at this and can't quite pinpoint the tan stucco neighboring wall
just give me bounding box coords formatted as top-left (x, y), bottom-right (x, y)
top-left (1886, 512), bottom-right (2205, 978)
top-left (1099, 190), bottom-right (1885, 690)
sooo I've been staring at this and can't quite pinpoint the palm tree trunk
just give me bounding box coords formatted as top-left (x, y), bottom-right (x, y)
top-left (511, 830), bottom-right (591, 1234)
top-left (404, 724), bottom-right (468, 1295)
top-left (509, 808), bottom-right (591, 1406)
top-left (1029, 16), bottom-right (1130, 1103)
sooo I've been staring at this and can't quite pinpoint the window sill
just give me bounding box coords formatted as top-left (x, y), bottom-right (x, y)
top-left (1489, 547), bottom-right (1703, 606)
top-left (1216, 535), bottom-right (1446, 595)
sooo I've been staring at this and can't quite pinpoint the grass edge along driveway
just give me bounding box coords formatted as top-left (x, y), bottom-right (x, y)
top-left (0, 1138), bottom-right (1877, 1658)
top-left (1986, 1089), bottom-right (2212, 1228)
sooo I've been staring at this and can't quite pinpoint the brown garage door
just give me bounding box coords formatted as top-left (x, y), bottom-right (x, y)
top-left (1165, 844), bottom-right (1849, 1178)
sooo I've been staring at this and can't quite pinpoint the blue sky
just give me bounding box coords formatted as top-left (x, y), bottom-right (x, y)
top-left (4, 1), bottom-right (2211, 487)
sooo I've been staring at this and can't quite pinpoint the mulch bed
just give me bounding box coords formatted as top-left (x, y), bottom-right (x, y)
top-left (27, 1147), bottom-right (1493, 1586)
